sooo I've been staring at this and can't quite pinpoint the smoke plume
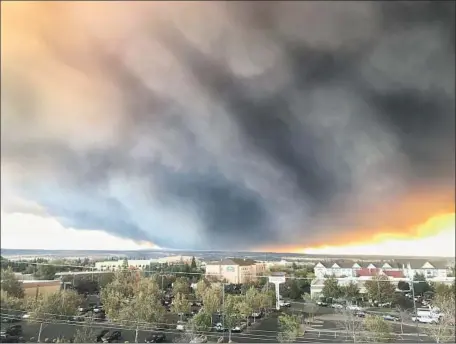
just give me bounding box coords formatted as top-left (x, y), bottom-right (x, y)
top-left (1, 1), bottom-right (454, 250)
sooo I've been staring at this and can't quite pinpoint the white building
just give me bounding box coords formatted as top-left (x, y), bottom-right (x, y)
top-left (313, 260), bottom-right (451, 280)
top-left (95, 259), bottom-right (151, 271)
top-left (94, 256), bottom-right (199, 271)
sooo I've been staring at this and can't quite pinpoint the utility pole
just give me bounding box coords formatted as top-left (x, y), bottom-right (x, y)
top-left (407, 265), bottom-right (419, 339)
top-left (222, 283), bottom-right (226, 340)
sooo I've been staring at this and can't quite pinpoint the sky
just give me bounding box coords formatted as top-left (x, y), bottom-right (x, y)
top-left (1, 1), bottom-right (455, 256)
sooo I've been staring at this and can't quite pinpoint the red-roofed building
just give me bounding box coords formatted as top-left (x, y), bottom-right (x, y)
top-left (356, 268), bottom-right (381, 277)
top-left (383, 270), bottom-right (405, 278)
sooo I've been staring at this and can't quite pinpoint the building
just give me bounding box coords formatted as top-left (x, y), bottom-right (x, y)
top-left (314, 260), bottom-right (451, 280)
top-left (94, 256), bottom-right (199, 271)
top-left (156, 255), bottom-right (195, 265)
top-left (205, 258), bottom-right (266, 284)
top-left (22, 280), bottom-right (62, 298)
top-left (94, 259), bottom-right (151, 271)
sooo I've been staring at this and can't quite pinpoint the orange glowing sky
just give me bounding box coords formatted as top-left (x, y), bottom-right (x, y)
top-left (301, 212), bottom-right (455, 257)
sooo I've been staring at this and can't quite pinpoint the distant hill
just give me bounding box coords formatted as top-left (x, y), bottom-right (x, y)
top-left (1, 248), bottom-right (453, 263)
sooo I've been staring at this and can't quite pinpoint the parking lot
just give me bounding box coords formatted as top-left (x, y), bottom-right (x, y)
top-left (1, 300), bottom-right (442, 343)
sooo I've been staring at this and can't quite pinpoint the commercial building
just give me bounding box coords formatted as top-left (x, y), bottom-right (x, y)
top-left (94, 256), bottom-right (198, 271)
top-left (205, 258), bottom-right (266, 284)
top-left (22, 280), bottom-right (62, 298)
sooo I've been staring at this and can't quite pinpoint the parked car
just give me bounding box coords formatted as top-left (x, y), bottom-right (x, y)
top-left (95, 330), bottom-right (110, 343)
top-left (93, 305), bottom-right (104, 313)
top-left (378, 302), bottom-right (392, 308)
top-left (215, 323), bottom-right (228, 332)
top-left (279, 301), bottom-right (291, 307)
top-left (145, 331), bottom-right (166, 343)
top-left (355, 311), bottom-right (366, 318)
top-left (0, 325), bottom-right (22, 337)
top-left (232, 322), bottom-right (247, 333)
top-left (190, 335), bottom-right (207, 343)
top-left (331, 304), bottom-right (344, 309)
top-left (102, 330), bottom-right (122, 343)
top-left (317, 301), bottom-right (328, 307)
top-left (1, 315), bottom-right (21, 323)
top-left (251, 311), bottom-right (262, 318)
top-left (0, 334), bottom-right (20, 343)
top-left (176, 321), bottom-right (186, 331)
top-left (93, 311), bottom-right (106, 322)
top-left (383, 315), bottom-right (400, 322)
top-left (347, 305), bottom-right (361, 311)
top-left (412, 316), bottom-right (438, 324)
top-left (78, 306), bottom-right (91, 313)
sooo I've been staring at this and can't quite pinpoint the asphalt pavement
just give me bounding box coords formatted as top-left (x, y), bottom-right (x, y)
top-left (1, 304), bottom-right (439, 344)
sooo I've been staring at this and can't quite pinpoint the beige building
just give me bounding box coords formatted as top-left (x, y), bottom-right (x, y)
top-left (22, 280), bottom-right (62, 298)
top-left (205, 258), bottom-right (266, 284)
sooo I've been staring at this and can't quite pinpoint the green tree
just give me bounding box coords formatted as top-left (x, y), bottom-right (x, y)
top-left (1, 268), bottom-right (25, 298)
top-left (336, 308), bottom-right (364, 343)
top-left (397, 281), bottom-right (410, 291)
top-left (413, 274), bottom-right (432, 295)
top-left (34, 264), bottom-right (57, 280)
top-left (363, 316), bottom-right (394, 342)
top-left (341, 281), bottom-right (360, 301)
top-left (195, 279), bottom-right (209, 300)
top-left (28, 290), bottom-right (83, 320)
top-left (223, 295), bottom-right (243, 342)
top-left (100, 270), bottom-right (137, 320)
top-left (364, 275), bottom-right (396, 304)
top-left (236, 298), bottom-right (252, 327)
top-left (201, 285), bottom-right (222, 324)
top-left (277, 314), bottom-right (303, 343)
top-left (322, 277), bottom-right (341, 299)
top-left (258, 289), bottom-right (274, 312)
top-left (73, 321), bottom-right (97, 343)
top-left (187, 311), bottom-right (212, 337)
top-left (173, 277), bottom-right (190, 295)
top-left (119, 277), bottom-right (165, 327)
top-left (191, 257), bottom-right (197, 270)
top-left (0, 289), bottom-right (25, 318)
top-left (172, 292), bottom-right (190, 320)
top-left (425, 283), bottom-right (456, 343)
top-left (245, 287), bottom-right (261, 322)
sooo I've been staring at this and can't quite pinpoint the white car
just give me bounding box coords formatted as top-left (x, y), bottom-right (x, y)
top-left (347, 305), bottom-right (361, 311)
top-left (176, 321), bottom-right (186, 331)
top-left (232, 322), bottom-right (247, 333)
top-left (279, 301), bottom-right (291, 307)
top-left (332, 304), bottom-right (344, 309)
top-left (190, 335), bottom-right (207, 343)
top-left (22, 314), bottom-right (30, 319)
top-left (412, 316), bottom-right (438, 324)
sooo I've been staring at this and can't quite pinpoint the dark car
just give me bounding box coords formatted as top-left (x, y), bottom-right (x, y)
top-left (145, 331), bottom-right (166, 343)
top-left (96, 330), bottom-right (110, 342)
top-left (0, 315), bottom-right (21, 323)
top-left (102, 330), bottom-right (122, 343)
top-left (93, 310), bottom-right (106, 322)
top-left (0, 334), bottom-right (21, 343)
top-left (0, 325), bottom-right (22, 336)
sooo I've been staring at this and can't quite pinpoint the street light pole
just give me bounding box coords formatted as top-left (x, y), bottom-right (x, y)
top-left (222, 283), bottom-right (226, 340)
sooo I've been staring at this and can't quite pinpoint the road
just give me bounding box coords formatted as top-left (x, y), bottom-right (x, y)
top-left (1, 304), bottom-right (438, 344)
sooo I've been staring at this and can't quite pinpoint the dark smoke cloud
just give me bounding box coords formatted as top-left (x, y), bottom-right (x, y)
top-left (1, 1), bottom-right (454, 250)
